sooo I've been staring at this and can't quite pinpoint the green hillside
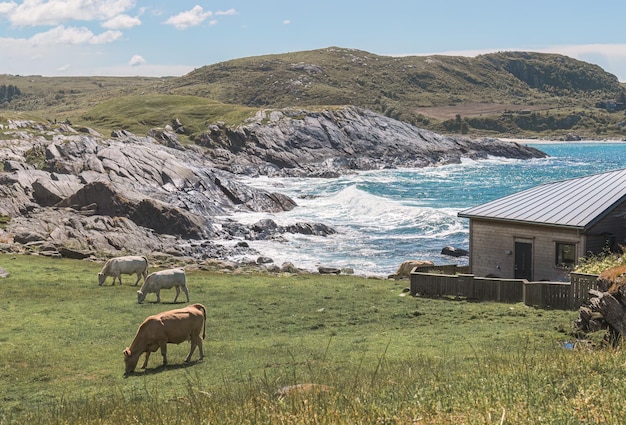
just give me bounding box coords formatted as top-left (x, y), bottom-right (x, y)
top-left (164, 47), bottom-right (626, 138)
top-left (2, 47), bottom-right (626, 139)
top-left (172, 48), bottom-right (622, 108)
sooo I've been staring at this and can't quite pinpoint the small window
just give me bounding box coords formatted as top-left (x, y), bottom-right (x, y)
top-left (555, 242), bottom-right (576, 268)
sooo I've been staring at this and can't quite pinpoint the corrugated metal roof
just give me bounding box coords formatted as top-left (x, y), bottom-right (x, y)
top-left (458, 168), bottom-right (626, 229)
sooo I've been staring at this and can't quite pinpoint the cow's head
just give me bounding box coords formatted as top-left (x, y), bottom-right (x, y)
top-left (97, 272), bottom-right (106, 285)
top-left (137, 290), bottom-right (146, 304)
top-left (123, 348), bottom-right (139, 374)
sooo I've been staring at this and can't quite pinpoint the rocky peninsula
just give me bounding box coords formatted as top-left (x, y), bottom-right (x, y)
top-left (0, 106), bottom-right (545, 273)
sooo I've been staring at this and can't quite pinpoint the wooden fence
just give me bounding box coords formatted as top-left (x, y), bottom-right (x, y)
top-left (410, 270), bottom-right (600, 310)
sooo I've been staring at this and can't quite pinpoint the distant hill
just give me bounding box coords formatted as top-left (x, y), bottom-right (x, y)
top-left (161, 47), bottom-right (626, 138)
top-left (2, 47), bottom-right (626, 139)
top-left (172, 48), bottom-right (622, 107)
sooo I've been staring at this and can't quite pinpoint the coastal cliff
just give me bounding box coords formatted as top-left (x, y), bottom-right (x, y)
top-left (196, 106), bottom-right (545, 177)
top-left (0, 106), bottom-right (545, 269)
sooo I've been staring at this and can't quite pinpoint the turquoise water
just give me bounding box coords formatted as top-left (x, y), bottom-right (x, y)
top-left (226, 142), bottom-right (626, 276)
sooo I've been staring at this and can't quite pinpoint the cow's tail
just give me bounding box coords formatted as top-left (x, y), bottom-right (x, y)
top-left (197, 304), bottom-right (206, 340)
top-left (142, 255), bottom-right (149, 278)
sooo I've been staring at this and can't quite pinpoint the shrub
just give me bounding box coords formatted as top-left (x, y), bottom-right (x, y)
top-left (575, 246), bottom-right (626, 274)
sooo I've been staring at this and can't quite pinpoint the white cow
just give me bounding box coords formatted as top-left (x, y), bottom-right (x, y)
top-left (98, 255), bottom-right (149, 286)
top-left (137, 268), bottom-right (189, 304)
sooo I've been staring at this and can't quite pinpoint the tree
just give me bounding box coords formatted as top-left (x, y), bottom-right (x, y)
top-left (0, 84), bottom-right (22, 103)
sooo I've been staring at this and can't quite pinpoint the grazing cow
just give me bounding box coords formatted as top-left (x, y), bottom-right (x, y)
top-left (137, 268), bottom-right (189, 304)
top-left (123, 303), bottom-right (206, 374)
top-left (98, 255), bottom-right (149, 286)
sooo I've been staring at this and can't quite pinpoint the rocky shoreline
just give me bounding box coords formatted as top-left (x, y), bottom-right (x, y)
top-left (0, 106), bottom-right (546, 275)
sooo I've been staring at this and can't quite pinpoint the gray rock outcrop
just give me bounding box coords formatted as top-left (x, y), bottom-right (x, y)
top-left (196, 106), bottom-right (546, 177)
top-left (0, 123), bottom-right (302, 261)
top-left (0, 106), bottom-right (546, 270)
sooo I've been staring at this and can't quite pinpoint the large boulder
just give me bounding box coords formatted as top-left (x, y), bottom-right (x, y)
top-left (441, 246), bottom-right (469, 257)
top-left (130, 198), bottom-right (210, 239)
top-left (32, 174), bottom-right (83, 206)
top-left (147, 128), bottom-right (184, 150)
top-left (393, 260), bottom-right (435, 279)
top-left (56, 181), bottom-right (138, 217)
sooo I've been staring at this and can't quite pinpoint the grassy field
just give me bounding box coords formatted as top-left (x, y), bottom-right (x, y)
top-left (0, 253), bottom-right (624, 424)
top-left (80, 94), bottom-right (258, 137)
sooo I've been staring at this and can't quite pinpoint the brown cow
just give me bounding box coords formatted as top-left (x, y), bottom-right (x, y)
top-left (123, 303), bottom-right (206, 374)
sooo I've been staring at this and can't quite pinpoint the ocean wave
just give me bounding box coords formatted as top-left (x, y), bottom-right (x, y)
top-left (221, 143), bottom-right (626, 275)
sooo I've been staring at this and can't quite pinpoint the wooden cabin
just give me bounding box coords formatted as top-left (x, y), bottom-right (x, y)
top-left (458, 168), bottom-right (626, 281)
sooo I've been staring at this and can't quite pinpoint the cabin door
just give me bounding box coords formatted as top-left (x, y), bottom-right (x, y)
top-left (514, 242), bottom-right (532, 280)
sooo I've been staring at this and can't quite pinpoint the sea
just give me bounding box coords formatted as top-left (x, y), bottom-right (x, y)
top-left (219, 142), bottom-right (626, 277)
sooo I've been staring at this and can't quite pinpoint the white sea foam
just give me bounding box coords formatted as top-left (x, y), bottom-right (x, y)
top-left (218, 144), bottom-right (626, 276)
top-left (222, 180), bottom-right (468, 276)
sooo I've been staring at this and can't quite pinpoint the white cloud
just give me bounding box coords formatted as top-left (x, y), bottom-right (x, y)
top-left (164, 5), bottom-right (212, 30)
top-left (7, 0), bottom-right (136, 27)
top-left (29, 25), bottom-right (122, 45)
top-left (102, 14), bottom-right (141, 30)
top-left (90, 29), bottom-right (121, 44)
top-left (215, 8), bottom-right (237, 16)
top-left (0, 1), bottom-right (17, 14)
top-left (283, 19), bottom-right (290, 25)
top-left (128, 54), bottom-right (145, 66)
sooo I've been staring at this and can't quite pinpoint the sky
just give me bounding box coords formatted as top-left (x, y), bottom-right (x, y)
top-left (1, 0), bottom-right (626, 82)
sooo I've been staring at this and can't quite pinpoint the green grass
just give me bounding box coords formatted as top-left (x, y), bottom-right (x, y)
top-left (0, 253), bottom-right (625, 424)
top-left (79, 94), bottom-right (257, 136)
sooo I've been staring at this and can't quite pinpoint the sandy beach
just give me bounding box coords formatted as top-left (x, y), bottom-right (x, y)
top-left (500, 137), bottom-right (626, 144)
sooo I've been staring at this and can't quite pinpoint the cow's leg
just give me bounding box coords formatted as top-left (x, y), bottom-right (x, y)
top-left (156, 290), bottom-right (161, 303)
top-left (185, 337), bottom-right (197, 362)
top-left (186, 334), bottom-right (204, 362)
top-left (141, 351), bottom-right (151, 369)
top-left (183, 285), bottom-right (190, 302)
top-left (197, 336), bottom-right (204, 360)
top-left (160, 342), bottom-right (168, 366)
top-left (173, 286), bottom-right (180, 303)
top-left (133, 272), bottom-right (141, 286)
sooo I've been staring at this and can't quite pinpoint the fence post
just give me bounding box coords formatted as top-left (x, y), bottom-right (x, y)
top-left (457, 274), bottom-right (475, 298)
top-left (409, 268), bottom-right (418, 296)
top-left (523, 282), bottom-right (528, 306)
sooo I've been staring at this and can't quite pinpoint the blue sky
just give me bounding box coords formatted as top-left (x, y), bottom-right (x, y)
top-left (1, 0), bottom-right (626, 82)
